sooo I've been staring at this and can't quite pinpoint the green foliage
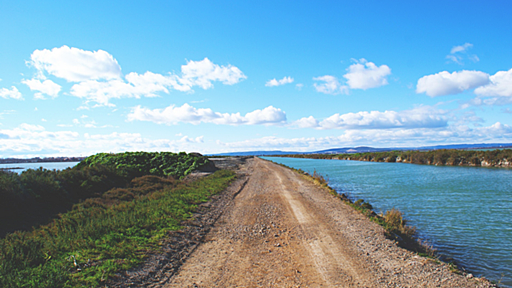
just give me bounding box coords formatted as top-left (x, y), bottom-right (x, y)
top-left (0, 170), bottom-right (235, 288)
top-left (354, 199), bottom-right (373, 210)
top-left (276, 148), bottom-right (512, 167)
top-left (0, 151), bottom-right (209, 238)
top-left (78, 151), bottom-right (209, 179)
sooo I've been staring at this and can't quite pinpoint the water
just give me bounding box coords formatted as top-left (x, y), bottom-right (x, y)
top-left (263, 157), bottom-right (512, 286)
top-left (0, 162), bottom-right (80, 173)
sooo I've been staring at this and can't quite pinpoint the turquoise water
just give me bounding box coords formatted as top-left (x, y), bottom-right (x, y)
top-left (263, 157), bottom-right (512, 286)
top-left (0, 162), bottom-right (80, 173)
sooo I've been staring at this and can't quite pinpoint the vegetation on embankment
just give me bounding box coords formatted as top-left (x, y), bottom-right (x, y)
top-left (263, 158), bottom-right (432, 256)
top-left (276, 149), bottom-right (512, 168)
top-left (0, 151), bottom-right (209, 237)
top-left (0, 169), bottom-right (235, 288)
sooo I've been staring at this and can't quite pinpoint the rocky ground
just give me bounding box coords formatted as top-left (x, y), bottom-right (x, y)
top-left (110, 157), bottom-right (496, 287)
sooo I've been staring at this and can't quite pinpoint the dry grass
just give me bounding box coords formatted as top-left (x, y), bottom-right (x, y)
top-left (384, 208), bottom-right (416, 237)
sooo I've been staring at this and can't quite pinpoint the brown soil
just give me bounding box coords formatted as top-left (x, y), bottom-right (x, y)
top-left (111, 157), bottom-right (495, 287)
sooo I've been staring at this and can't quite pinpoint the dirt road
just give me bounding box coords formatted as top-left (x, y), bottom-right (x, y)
top-left (165, 157), bottom-right (492, 287)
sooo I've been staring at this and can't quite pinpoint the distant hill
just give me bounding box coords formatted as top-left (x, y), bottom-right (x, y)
top-left (211, 150), bottom-right (300, 156)
top-left (210, 143), bottom-right (512, 156)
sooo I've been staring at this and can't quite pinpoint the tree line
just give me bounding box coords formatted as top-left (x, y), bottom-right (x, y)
top-left (275, 149), bottom-right (512, 167)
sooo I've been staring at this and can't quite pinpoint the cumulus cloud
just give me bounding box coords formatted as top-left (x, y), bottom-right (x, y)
top-left (293, 116), bottom-right (319, 129)
top-left (265, 76), bottom-right (294, 87)
top-left (416, 70), bottom-right (490, 97)
top-left (0, 86), bottom-right (23, 100)
top-left (67, 58), bottom-right (245, 106)
top-left (23, 47), bottom-right (246, 106)
top-left (22, 79), bottom-right (61, 99)
top-left (343, 59), bottom-right (391, 89)
top-left (473, 68), bottom-right (512, 105)
top-left (446, 43), bottom-right (479, 64)
top-left (29, 45), bottom-right (122, 82)
top-left (313, 59), bottom-right (390, 94)
top-left (180, 58), bottom-right (246, 89)
top-left (292, 106), bottom-right (447, 130)
top-left (313, 75), bottom-right (348, 95)
top-left (127, 104), bottom-right (286, 126)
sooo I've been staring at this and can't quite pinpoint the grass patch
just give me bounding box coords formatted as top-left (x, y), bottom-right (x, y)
top-left (0, 170), bottom-right (235, 288)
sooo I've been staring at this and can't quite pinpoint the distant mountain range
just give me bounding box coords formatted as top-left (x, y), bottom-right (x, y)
top-left (210, 143), bottom-right (512, 156)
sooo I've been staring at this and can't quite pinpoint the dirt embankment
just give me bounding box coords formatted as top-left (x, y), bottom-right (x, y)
top-left (112, 157), bottom-right (495, 287)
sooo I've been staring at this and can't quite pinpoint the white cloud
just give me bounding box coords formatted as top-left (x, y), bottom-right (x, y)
top-left (313, 75), bottom-right (348, 95)
top-left (293, 116), bottom-right (319, 129)
top-left (125, 71), bottom-right (191, 93)
top-left (313, 59), bottom-right (390, 94)
top-left (179, 58), bottom-right (247, 89)
top-left (180, 135), bottom-right (204, 143)
top-left (70, 80), bottom-right (132, 106)
top-left (67, 58), bottom-right (245, 106)
top-left (244, 106), bottom-right (287, 125)
top-left (127, 103), bottom-right (286, 126)
top-left (0, 124), bottom-right (206, 157)
top-left (29, 46), bottom-right (122, 82)
top-left (24, 47), bottom-right (246, 106)
top-left (416, 70), bottom-right (490, 97)
top-left (0, 86), bottom-right (23, 100)
top-left (218, 122), bottom-right (512, 152)
top-left (451, 43), bottom-right (473, 54)
top-left (69, 74), bottom-right (182, 106)
top-left (292, 106), bottom-right (447, 130)
top-left (265, 76), bottom-right (294, 87)
top-left (343, 59), bottom-right (391, 90)
top-left (473, 68), bottom-right (512, 105)
top-left (22, 78), bottom-right (61, 99)
top-left (447, 43), bottom-right (479, 65)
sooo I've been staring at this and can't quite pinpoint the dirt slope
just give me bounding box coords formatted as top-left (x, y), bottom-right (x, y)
top-left (164, 158), bottom-right (492, 287)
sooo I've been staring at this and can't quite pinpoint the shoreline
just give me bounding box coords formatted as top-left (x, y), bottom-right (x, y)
top-left (261, 156), bottom-right (503, 287)
top-left (334, 156), bottom-right (512, 168)
top-left (0, 167), bottom-right (23, 171)
top-left (272, 149), bottom-right (512, 169)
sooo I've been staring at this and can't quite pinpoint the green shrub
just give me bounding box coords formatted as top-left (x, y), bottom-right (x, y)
top-left (0, 170), bottom-right (235, 288)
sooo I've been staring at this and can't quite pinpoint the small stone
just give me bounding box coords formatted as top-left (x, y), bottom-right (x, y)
top-left (466, 273), bottom-right (474, 279)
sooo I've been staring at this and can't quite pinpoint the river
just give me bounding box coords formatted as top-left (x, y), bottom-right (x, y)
top-left (0, 162), bottom-right (80, 173)
top-left (263, 156), bottom-right (512, 287)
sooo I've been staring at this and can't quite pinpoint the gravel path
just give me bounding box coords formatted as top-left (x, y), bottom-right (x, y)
top-left (163, 157), bottom-right (493, 287)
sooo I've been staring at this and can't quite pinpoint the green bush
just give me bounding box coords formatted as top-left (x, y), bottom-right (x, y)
top-left (0, 151), bottom-right (209, 238)
top-left (0, 170), bottom-right (235, 288)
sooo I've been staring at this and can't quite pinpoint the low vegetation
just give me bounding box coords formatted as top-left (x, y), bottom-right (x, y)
top-left (0, 169), bottom-right (235, 287)
top-left (0, 152), bottom-right (209, 237)
top-left (276, 149), bottom-right (512, 167)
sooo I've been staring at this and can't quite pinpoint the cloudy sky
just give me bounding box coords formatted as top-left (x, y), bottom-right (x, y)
top-left (1, 1), bottom-right (512, 157)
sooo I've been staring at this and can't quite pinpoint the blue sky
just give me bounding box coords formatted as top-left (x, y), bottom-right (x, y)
top-left (1, 1), bottom-right (512, 157)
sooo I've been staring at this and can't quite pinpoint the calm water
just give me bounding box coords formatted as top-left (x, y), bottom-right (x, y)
top-left (264, 157), bottom-right (512, 286)
top-left (0, 162), bottom-right (80, 173)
